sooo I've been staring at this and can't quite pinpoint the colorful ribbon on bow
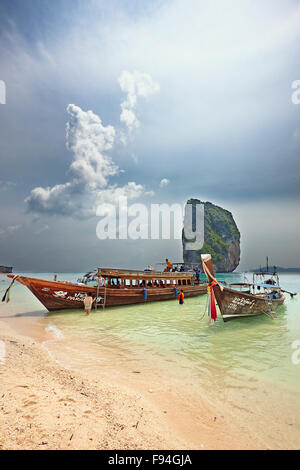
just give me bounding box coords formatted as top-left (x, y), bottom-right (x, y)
top-left (2, 275), bottom-right (19, 303)
top-left (207, 281), bottom-right (217, 321)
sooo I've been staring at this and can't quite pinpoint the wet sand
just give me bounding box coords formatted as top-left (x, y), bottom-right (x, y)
top-left (0, 319), bottom-right (256, 450)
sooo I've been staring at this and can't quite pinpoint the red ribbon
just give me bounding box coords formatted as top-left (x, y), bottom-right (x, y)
top-left (209, 282), bottom-right (217, 320)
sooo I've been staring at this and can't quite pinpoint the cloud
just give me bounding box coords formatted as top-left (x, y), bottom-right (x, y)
top-left (0, 180), bottom-right (16, 191)
top-left (25, 103), bottom-right (118, 218)
top-left (2, 2), bottom-right (299, 204)
top-left (25, 102), bottom-right (151, 218)
top-left (159, 178), bottom-right (169, 188)
top-left (96, 181), bottom-right (145, 205)
top-left (293, 129), bottom-right (300, 146)
top-left (66, 104), bottom-right (117, 188)
top-left (1, 0), bottom-right (300, 272)
top-left (119, 71), bottom-right (160, 138)
top-left (34, 224), bottom-right (49, 235)
top-left (0, 224), bottom-right (21, 239)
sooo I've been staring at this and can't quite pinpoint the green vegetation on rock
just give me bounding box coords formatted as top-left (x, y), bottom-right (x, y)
top-left (183, 199), bottom-right (240, 273)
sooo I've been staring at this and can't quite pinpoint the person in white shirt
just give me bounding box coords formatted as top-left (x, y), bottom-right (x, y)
top-left (83, 292), bottom-right (95, 316)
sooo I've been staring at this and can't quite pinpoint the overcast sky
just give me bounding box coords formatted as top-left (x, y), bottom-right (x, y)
top-left (0, 0), bottom-right (299, 272)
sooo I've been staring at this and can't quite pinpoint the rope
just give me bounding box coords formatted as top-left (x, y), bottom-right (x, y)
top-left (263, 296), bottom-right (276, 320)
top-left (199, 293), bottom-right (209, 321)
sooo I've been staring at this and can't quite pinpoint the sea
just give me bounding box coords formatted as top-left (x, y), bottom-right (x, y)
top-left (0, 271), bottom-right (300, 449)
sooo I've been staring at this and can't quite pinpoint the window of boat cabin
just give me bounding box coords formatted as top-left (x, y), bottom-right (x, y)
top-left (125, 279), bottom-right (131, 287)
top-left (178, 279), bottom-right (182, 286)
top-left (110, 277), bottom-right (120, 287)
top-left (166, 280), bottom-right (171, 285)
top-left (132, 279), bottom-right (138, 287)
top-left (182, 279), bottom-right (187, 286)
top-left (172, 280), bottom-right (176, 285)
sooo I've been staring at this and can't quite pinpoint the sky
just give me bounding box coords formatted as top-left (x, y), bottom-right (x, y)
top-left (0, 0), bottom-right (299, 272)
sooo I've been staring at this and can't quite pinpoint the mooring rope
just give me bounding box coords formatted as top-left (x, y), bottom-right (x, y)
top-left (199, 284), bottom-right (215, 322)
top-left (199, 293), bottom-right (209, 321)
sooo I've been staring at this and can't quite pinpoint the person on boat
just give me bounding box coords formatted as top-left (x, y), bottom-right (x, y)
top-left (269, 290), bottom-right (280, 300)
top-left (97, 275), bottom-right (105, 287)
top-left (178, 290), bottom-right (184, 305)
top-left (83, 292), bottom-right (95, 316)
top-left (144, 265), bottom-right (153, 272)
top-left (194, 267), bottom-right (201, 283)
top-left (166, 259), bottom-right (172, 272)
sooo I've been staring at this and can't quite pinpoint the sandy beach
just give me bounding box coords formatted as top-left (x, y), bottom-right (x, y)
top-left (0, 318), bottom-right (257, 450)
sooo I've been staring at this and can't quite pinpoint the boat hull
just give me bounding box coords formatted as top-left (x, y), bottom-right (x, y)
top-left (9, 276), bottom-right (207, 312)
top-left (213, 285), bottom-right (285, 322)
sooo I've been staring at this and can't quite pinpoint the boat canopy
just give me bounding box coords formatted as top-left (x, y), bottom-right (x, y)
top-left (256, 283), bottom-right (281, 289)
top-left (230, 282), bottom-right (281, 289)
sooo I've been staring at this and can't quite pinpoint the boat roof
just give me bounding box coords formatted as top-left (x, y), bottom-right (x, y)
top-left (231, 282), bottom-right (281, 289)
top-left (253, 272), bottom-right (277, 275)
top-left (256, 283), bottom-right (281, 289)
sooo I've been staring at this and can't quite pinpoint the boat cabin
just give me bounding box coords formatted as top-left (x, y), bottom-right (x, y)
top-left (96, 268), bottom-right (194, 288)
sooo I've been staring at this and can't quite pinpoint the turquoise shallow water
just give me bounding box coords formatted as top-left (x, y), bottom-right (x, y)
top-left (1, 271), bottom-right (300, 447)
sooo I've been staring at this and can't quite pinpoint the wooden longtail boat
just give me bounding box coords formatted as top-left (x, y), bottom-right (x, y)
top-left (7, 267), bottom-right (207, 312)
top-left (201, 254), bottom-right (285, 322)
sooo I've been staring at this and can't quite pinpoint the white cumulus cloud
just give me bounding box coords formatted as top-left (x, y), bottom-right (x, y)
top-left (0, 224), bottom-right (22, 239)
top-left (159, 178), bottom-right (170, 188)
top-left (96, 181), bottom-right (145, 206)
top-left (25, 104), bottom-right (148, 218)
top-left (119, 70), bottom-right (160, 138)
top-left (66, 104), bottom-right (117, 188)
